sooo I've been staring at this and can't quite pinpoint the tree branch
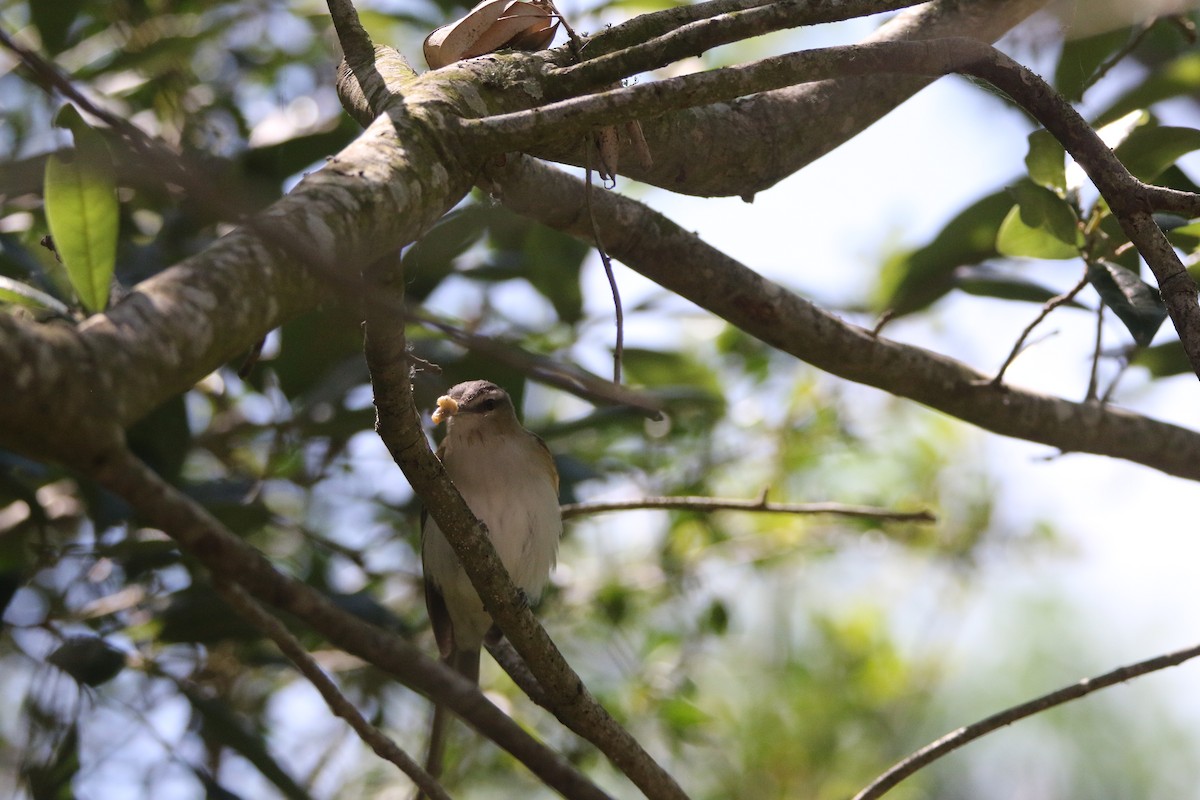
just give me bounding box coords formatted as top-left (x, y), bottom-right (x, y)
top-left (490, 154), bottom-right (1200, 481)
top-left (853, 640), bottom-right (1200, 800)
top-left (87, 443), bottom-right (612, 800)
top-left (560, 496), bottom-right (935, 523)
top-left (409, 308), bottom-right (665, 417)
top-left (526, 0), bottom-right (1048, 197)
top-left (475, 37), bottom-right (1200, 379)
top-left (211, 579), bottom-right (451, 800)
top-left (547, 0), bottom-right (922, 97)
top-left (360, 256), bottom-right (688, 800)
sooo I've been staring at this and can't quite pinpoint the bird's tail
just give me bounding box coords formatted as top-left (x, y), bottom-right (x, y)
top-left (416, 648), bottom-right (480, 800)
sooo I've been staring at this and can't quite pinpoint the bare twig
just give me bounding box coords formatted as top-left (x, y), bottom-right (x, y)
top-left (560, 496), bottom-right (935, 523)
top-left (212, 579), bottom-right (450, 800)
top-left (1084, 17), bottom-right (1157, 96)
top-left (0, 26), bottom-right (256, 222)
top-left (584, 145), bottom-right (625, 384)
top-left (1086, 301), bottom-right (1105, 401)
top-left (486, 638), bottom-right (551, 707)
top-left (0, 27), bottom-right (143, 143)
top-left (852, 640), bottom-right (1200, 800)
top-left (992, 271), bottom-right (1091, 386)
top-left (409, 308), bottom-right (660, 415)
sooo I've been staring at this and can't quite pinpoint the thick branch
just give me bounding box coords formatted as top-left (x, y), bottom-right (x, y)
top-left (491, 155), bottom-right (1200, 481)
top-left (476, 37), bottom-right (1200, 380)
top-left (361, 258), bottom-right (688, 800)
top-left (528, 0), bottom-right (1047, 197)
top-left (548, 0), bottom-right (922, 97)
top-left (89, 444), bottom-right (611, 800)
top-left (853, 640), bottom-right (1200, 800)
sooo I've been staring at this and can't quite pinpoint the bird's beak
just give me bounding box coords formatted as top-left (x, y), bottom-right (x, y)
top-left (431, 394), bottom-right (459, 425)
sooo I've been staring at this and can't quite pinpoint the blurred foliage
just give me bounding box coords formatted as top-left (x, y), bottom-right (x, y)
top-left (874, 12), bottom-right (1200, 381)
top-left (2, 2), bottom-right (1200, 800)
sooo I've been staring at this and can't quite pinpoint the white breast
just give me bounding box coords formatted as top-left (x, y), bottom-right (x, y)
top-left (421, 427), bottom-right (562, 650)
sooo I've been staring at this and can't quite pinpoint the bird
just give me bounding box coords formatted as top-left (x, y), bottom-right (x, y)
top-left (419, 379), bottom-right (562, 785)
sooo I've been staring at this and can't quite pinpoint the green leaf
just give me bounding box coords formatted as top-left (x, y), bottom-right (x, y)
top-left (519, 225), bottom-right (588, 323)
top-left (0, 276), bottom-right (72, 315)
top-left (995, 181), bottom-right (1081, 260)
top-left (126, 394), bottom-right (190, 483)
top-left (44, 105), bottom-right (118, 312)
top-left (484, 205), bottom-right (589, 323)
top-left (1133, 341), bottom-right (1188, 377)
top-left (1113, 125), bottom-right (1200, 183)
top-left (1168, 220), bottom-right (1200, 253)
top-left (953, 265), bottom-right (1087, 308)
top-left (1086, 260), bottom-right (1167, 346)
top-left (1054, 27), bottom-right (1133, 102)
top-left (875, 190), bottom-right (1012, 315)
top-left (1026, 129), bottom-right (1067, 193)
top-left (1097, 51), bottom-right (1200, 126)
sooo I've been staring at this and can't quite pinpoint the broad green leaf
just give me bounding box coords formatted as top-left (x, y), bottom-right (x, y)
top-left (1026, 129), bottom-right (1066, 194)
top-left (0, 276), bottom-right (71, 315)
top-left (1096, 51), bottom-right (1200, 126)
top-left (1054, 27), bottom-right (1132, 101)
top-left (519, 224), bottom-right (588, 323)
top-left (995, 181), bottom-right (1082, 260)
top-left (403, 204), bottom-right (491, 301)
top-left (44, 105), bottom-right (118, 312)
top-left (1167, 220), bottom-right (1200, 253)
top-left (1086, 260), bottom-right (1167, 346)
top-left (1113, 125), bottom-right (1200, 182)
top-left (875, 190), bottom-right (1012, 315)
top-left (484, 205), bottom-right (588, 323)
top-left (953, 265), bottom-right (1087, 308)
top-left (1133, 341), bottom-right (1188, 377)
top-left (126, 394), bottom-right (190, 482)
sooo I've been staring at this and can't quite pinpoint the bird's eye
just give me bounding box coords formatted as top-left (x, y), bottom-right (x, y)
top-left (481, 398), bottom-right (497, 412)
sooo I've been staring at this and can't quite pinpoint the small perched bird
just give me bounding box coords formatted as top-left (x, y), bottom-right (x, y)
top-left (419, 379), bottom-right (562, 782)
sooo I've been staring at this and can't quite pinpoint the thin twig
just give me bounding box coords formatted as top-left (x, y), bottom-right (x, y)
top-left (0, 27), bottom-right (142, 142)
top-left (992, 271), bottom-right (1090, 386)
top-left (852, 640), bottom-right (1200, 800)
top-left (560, 496), bottom-right (935, 523)
top-left (558, 0), bottom-right (921, 92)
top-left (409, 307), bottom-right (660, 415)
top-left (1086, 301), bottom-right (1105, 401)
top-left (212, 579), bottom-right (451, 800)
top-left (584, 140), bottom-right (625, 384)
top-left (1084, 17), bottom-right (1157, 96)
